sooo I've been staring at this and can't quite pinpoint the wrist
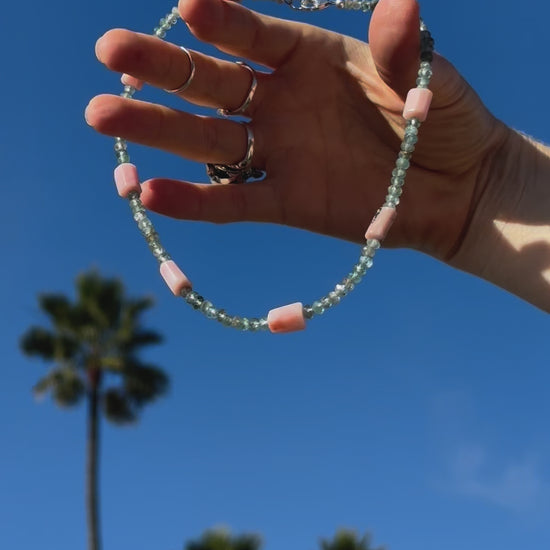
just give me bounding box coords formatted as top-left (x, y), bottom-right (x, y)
top-left (448, 127), bottom-right (550, 312)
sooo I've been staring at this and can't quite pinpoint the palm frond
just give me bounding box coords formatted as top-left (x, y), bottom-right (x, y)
top-left (185, 529), bottom-right (262, 550)
top-left (123, 363), bottom-right (169, 406)
top-left (35, 367), bottom-right (85, 408)
top-left (20, 327), bottom-right (79, 361)
top-left (77, 271), bottom-right (124, 330)
top-left (320, 531), bottom-right (383, 550)
top-left (102, 389), bottom-right (137, 424)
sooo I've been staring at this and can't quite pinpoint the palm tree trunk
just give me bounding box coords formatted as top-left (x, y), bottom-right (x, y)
top-left (86, 370), bottom-right (101, 550)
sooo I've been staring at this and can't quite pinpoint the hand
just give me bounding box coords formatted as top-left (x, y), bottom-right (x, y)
top-left (85, 0), bottom-right (509, 261)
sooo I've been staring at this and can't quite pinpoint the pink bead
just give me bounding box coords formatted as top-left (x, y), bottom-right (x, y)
top-left (267, 302), bottom-right (306, 334)
top-left (121, 74), bottom-right (144, 91)
top-left (114, 163), bottom-right (141, 197)
top-left (365, 207), bottom-right (397, 241)
top-left (160, 260), bottom-right (192, 296)
top-left (403, 87), bottom-right (433, 122)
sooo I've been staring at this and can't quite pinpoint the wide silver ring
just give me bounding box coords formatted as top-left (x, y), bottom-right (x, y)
top-left (165, 47), bottom-right (196, 95)
top-left (206, 123), bottom-right (264, 184)
top-left (217, 61), bottom-right (258, 117)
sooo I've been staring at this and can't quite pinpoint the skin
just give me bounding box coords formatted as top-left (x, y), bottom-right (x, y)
top-left (85, 0), bottom-right (549, 312)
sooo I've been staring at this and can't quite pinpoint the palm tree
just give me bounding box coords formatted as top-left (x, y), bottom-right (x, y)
top-left (20, 270), bottom-right (168, 550)
top-left (320, 530), bottom-right (385, 550)
top-left (185, 528), bottom-right (262, 550)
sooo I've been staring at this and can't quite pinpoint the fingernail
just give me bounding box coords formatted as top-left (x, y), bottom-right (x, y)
top-left (84, 102), bottom-right (93, 125)
top-left (95, 34), bottom-right (107, 62)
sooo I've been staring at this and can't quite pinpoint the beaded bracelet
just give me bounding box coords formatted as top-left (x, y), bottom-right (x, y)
top-left (110, 1), bottom-right (434, 333)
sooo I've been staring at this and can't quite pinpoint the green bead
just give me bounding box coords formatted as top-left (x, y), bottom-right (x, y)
top-left (358, 256), bottom-right (374, 269)
top-left (312, 301), bottom-right (325, 315)
top-left (388, 185), bottom-right (403, 196)
top-left (303, 306), bottom-right (314, 319)
top-left (217, 310), bottom-right (232, 326)
top-left (250, 317), bottom-right (266, 332)
top-left (116, 151), bottom-right (130, 164)
top-left (201, 301), bottom-right (217, 319)
top-left (334, 283), bottom-right (347, 296)
top-left (231, 317), bottom-right (244, 330)
top-left (395, 157), bottom-right (410, 170)
top-left (366, 239), bottom-right (380, 249)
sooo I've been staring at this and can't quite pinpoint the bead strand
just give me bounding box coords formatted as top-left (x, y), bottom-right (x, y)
top-left (109, 4), bottom-right (434, 333)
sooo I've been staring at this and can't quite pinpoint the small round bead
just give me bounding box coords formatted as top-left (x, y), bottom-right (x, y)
top-left (116, 152), bottom-right (130, 164)
top-left (258, 318), bottom-right (269, 331)
top-left (138, 219), bottom-right (154, 236)
top-left (249, 318), bottom-right (262, 330)
top-left (154, 28), bottom-right (166, 38)
top-left (361, 245), bottom-right (377, 258)
top-left (185, 292), bottom-right (204, 310)
top-left (388, 185), bottom-right (403, 196)
top-left (180, 287), bottom-right (192, 298)
top-left (392, 168), bottom-right (407, 179)
top-left (358, 256), bottom-right (374, 269)
top-left (401, 141), bottom-right (415, 153)
top-left (328, 291), bottom-right (341, 305)
top-left (335, 283), bottom-right (348, 296)
top-left (303, 306), bottom-right (315, 320)
top-left (312, 301), bottom-right (325, 315)
top-left (385, 195), bottom-right (400, 206)
top-left (230, 317), bottom-right (244, 330)
top-left (390, 177), bottom-right (405, 188)
top-left (341, 278), bottom-right (355, 293)
top-left (216, 310), bottom-right (232, 326)
top-left (201, 300), bottom-right (218, 319)
top-left (395, 157), bottom-right (410, 170)
top-left (404, 125), bottom-right (418, 136)
top-left (366, 239), bottom-right (381, 249)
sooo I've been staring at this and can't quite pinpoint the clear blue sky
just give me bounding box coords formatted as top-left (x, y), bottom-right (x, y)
top-left (2, 1), bottom-right (549, 549)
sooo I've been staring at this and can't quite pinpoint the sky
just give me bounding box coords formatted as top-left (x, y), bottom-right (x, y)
top-left (1, 1), bottom-right (549, 550)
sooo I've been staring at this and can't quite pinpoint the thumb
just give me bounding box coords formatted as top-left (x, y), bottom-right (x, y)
top-left (369, 0), bottom-right (421, 98)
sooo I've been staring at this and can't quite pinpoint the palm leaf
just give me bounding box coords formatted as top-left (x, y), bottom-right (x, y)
top-left (21, 326), bottom-right (79, 361)
top-left (123, 363), bottom-right (169, 406)
top-left (103, 389), bottom-right (137, 424)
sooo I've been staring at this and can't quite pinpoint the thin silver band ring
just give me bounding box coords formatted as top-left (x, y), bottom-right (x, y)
top-left (165, 47), bottom-right (196, 95)
top-left (206, 123), bottom-right (264, 184)
top-left (217, 61), bottom-right (258, 117)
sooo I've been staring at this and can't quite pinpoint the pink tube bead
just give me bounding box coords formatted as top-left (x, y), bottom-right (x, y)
top-left (114, 163), bottom-right (141, 197)
top-left (403, 87), bottom-right (433, 122)
top-left (365, 207), bottom-right (397, 241)
top-left (121, 74), bottom-right (144, 91)
top-left (267, 302), bottom-right (306, 334)
top-left (160, 260), bottom-right (192, 296)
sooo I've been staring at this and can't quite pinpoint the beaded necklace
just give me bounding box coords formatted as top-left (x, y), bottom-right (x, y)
top-left (110, 0), bottom-right (434, 333)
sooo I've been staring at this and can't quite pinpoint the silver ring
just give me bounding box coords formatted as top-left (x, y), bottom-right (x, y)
top-left (217, 61), bottom-right (258, 117)
top-left (206, 123), bottom-right (264, 184)
top-left (165, 47), bottom-right (196, 95)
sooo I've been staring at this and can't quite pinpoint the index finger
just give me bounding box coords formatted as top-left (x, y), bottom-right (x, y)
top-left (178, 0), bottom-right (304, 69)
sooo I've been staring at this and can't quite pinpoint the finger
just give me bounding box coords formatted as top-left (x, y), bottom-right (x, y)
top-left (141, 178), bottom-right (280, 224)
top-left (369, 0), bottom-right (421, 97)
top-left (178, 0), bottom-right (304, 69)
top-left (85, 94), bottom-right (266, 166)
top-left (95, 29), bottom-right (266, 117)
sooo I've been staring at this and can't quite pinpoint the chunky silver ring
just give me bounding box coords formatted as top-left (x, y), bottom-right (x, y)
top-left (217, 61), bottom-right (258, 117)
top-left (165, 47), bottom-right (196, 94)
top-left (206, 123), bottom-right (264, 184)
